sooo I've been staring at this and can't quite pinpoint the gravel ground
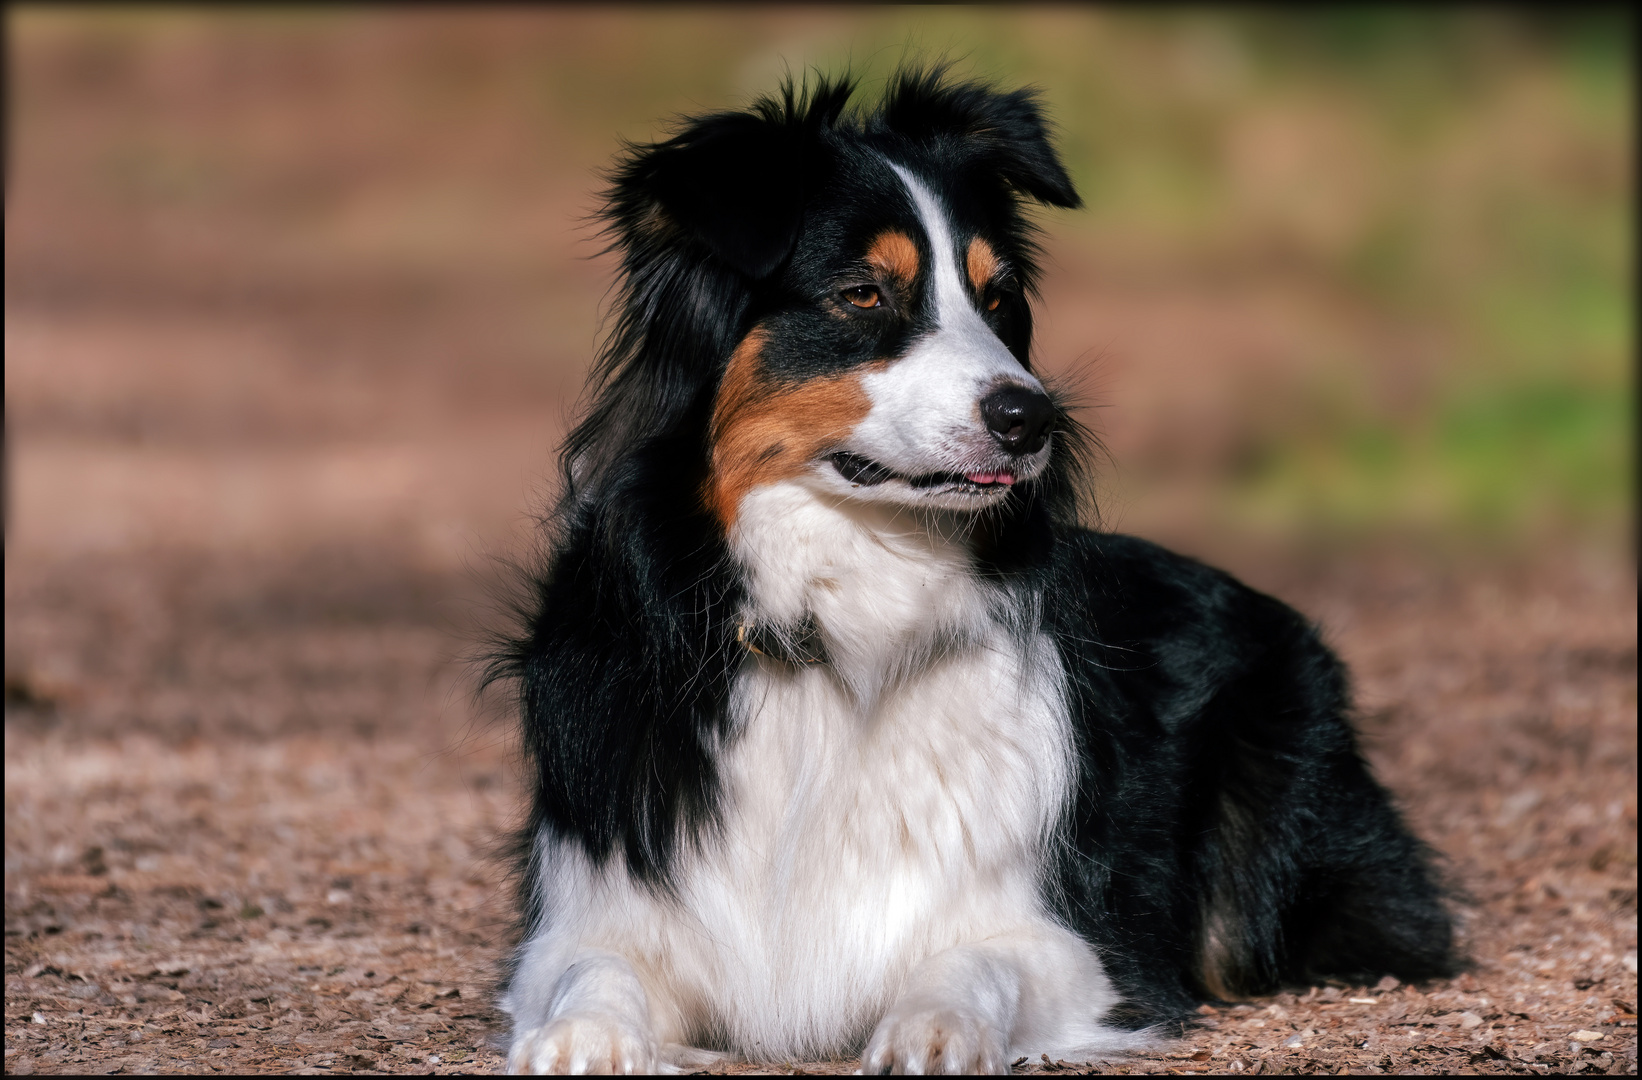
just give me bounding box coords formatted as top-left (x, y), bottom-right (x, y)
top-left (4, 544), bottom-right (1635, 1076)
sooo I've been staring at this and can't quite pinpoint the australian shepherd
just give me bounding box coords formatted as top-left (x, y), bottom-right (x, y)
top-left (488, 69), bottom-right (1456, 1074)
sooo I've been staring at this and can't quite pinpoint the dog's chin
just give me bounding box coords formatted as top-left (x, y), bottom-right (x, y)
top-left (818, 451), bottom-right (1041, 512)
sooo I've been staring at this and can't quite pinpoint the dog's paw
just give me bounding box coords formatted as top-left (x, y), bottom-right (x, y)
top-left (507, 1011), bottom-right (660, 1075)
top-left (861, 1004), bottom-right (1010, 1075)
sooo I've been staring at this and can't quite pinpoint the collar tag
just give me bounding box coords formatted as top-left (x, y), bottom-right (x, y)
top-left (736, 618), bottom-right (828, 665)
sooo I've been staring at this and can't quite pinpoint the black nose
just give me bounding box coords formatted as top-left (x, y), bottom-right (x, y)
top-left (980, 385), bottom-right (1054, 454)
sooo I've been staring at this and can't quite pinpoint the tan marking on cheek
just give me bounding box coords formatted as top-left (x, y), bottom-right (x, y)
top-left (866, 230), bottom-right (920, 288)
top-left (706, 327), bottom-right (875, 528)
top-left (966, 237), bottom-right (1000, 297)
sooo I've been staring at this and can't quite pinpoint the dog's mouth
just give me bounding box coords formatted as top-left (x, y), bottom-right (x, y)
top-left (830, 452), bottom-right (1019, 492)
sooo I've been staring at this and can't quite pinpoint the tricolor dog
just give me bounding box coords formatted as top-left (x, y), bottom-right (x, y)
top-left (488, 70), bottom-right (1456, 1074)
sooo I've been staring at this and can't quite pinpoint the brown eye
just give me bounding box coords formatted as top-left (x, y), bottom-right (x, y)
top-left (987, 295), bottom-right (1001, 311)
top-left (844, 286), bottom-right (881, 309)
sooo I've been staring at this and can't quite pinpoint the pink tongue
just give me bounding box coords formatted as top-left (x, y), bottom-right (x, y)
top-left (965, 471), bottom-right (1015, 486)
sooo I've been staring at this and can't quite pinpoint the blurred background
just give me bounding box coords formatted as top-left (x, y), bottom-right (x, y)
top-left (4, 11), bottom-right (1635, 1075)
top-left (6, 7), bottom-right (1632, 566)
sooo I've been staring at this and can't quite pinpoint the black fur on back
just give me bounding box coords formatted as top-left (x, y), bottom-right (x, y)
top-left (1040, 533), bottom-right (1458, 1024)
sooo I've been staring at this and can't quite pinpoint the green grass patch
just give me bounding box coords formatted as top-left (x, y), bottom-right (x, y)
top-left (1230, 378), bottom-right (1632, 537)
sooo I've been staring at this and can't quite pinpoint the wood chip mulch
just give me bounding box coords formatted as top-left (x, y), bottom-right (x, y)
top-left (5, 549), bottom-right (1635, 1075)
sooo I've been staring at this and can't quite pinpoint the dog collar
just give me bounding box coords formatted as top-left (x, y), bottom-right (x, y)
top-left (735, 617), bottom-right (828, 666)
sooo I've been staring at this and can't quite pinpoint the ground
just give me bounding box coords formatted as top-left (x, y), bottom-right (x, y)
top-left (5, 541), bottom-right (1636, 1075)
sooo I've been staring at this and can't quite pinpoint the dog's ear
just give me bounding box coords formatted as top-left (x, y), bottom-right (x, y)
top-left (627, 114), bottom-right (810, 279)
top-left (878, 69), bottom-right (1081, 210)
top-left (610, 80), bottom-right (851, 280)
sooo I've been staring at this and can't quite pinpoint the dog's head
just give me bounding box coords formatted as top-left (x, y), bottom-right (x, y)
top-left (592, 68), bottom-right (1081, 530)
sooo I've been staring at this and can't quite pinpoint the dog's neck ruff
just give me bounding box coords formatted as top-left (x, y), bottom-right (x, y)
top-left (727, 479), bottom-right (1009, 708)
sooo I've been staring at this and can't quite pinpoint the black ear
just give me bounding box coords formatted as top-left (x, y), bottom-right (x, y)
top-left (609, 79), bottom-right (852, 280)
top-left (628, 114), bottom-right (809, 279)
top-left (877, 68), bottom-right (1082, 210)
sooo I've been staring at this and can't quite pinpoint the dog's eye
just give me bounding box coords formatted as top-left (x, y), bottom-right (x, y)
top-left (843, 286), bottom-right (881, 309)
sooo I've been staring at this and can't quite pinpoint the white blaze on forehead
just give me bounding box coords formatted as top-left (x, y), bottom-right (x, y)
top-left (888, 162), bottom-right (976, 330)
top-left (834, 162), bottom-right (1044, 481)
top-left (883, 161), bottom-right (1039, 384)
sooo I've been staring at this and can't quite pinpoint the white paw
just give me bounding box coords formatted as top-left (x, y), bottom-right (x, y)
top-left (508, 1011), bottom-right (660, 1075)
top-left (861, 1005), bottom-right (1010, 1075)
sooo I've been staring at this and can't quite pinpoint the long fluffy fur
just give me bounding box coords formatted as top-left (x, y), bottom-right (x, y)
top-left (485, 67), bottom-right (1456, 1072)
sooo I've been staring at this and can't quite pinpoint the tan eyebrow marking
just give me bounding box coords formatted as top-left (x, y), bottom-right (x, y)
top-left (966, 236), bottom-right (1001, 296)
top-left (866, 230), bottom-right (920, 288)
top-left (706, 326), bottom-right (877, 528)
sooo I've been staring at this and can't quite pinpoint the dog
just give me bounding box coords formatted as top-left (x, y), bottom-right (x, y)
top-left (487, 69), bottom-right (1457, 1074)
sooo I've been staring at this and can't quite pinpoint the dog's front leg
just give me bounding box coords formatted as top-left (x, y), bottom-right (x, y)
top-left (862, 929), bottom-right (1124, 1075)
top-left (861, 944), bottom-right (1021, 1075)
top-left (506, 950), bottom-right (661, 1075)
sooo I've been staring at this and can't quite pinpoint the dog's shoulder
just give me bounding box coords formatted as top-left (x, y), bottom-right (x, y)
top-left (1043, 528), bottom-right (1348, 736)
top-left (1045, 528), bottom-right (1317, 652)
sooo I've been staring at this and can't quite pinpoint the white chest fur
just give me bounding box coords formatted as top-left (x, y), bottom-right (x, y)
top-left (511, 479), bottom-right (1089, 1061)
top-left (691, 481), bottom-right (1075, 1053)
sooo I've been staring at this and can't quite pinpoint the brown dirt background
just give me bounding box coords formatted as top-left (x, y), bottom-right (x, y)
top-left (5, 11), bottom-right (1635, 1076)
